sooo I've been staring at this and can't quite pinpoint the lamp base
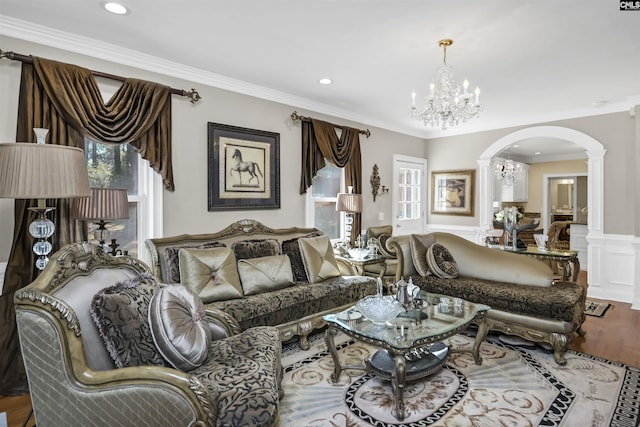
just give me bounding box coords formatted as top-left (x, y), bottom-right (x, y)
top-left (27, 206), bottom-right (56, 271)
top-left (108, 238), bottom-right (127, 256)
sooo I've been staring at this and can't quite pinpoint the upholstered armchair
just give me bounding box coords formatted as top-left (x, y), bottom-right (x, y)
top-left (362, 225), bottom-right (398, 282)
top-left (14, 242), bottom-right (282, 427)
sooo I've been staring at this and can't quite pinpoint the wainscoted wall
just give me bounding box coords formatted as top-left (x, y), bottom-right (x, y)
top-left (423, 224), bottom-right (639, 309)
top-left (587, 234), bottom-right (638, 306)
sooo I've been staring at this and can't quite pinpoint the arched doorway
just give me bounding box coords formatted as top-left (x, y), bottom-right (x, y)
top-left (477, 126), bottom-right (606, 264)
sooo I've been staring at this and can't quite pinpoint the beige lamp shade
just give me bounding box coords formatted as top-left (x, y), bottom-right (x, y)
top-left (0, 143), bottom-right (91, 199)
top-left (336, 192), bottom-right (362, 213)
top-left (72, 188), bottom-right (130, 220)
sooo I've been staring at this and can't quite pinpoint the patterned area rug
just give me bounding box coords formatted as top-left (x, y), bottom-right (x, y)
top-left (279, 332), bottom-right (640, 426)
top-left (585, 299), bottom-right (612, 317)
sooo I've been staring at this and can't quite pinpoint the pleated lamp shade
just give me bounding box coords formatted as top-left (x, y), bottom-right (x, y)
top-left (0, 143), bottom-right (90, 199)
top-left (72, 188), bottom-right (130, 220)
top-left (336, 191), bottom-right (362, 213)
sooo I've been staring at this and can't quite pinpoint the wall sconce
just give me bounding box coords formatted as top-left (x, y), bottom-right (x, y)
top-left (370, 164), bottom-right (389, 202)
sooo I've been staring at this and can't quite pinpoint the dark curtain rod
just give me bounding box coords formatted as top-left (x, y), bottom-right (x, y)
top-left (0, 49), bottom-right (202, 104)
top-left (290, 110), bottom-right (371, 138)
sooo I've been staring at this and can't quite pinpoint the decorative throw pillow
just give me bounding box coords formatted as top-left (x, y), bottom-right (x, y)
top-left (376, 233), bottom-right (395, 258)
top-left (298, 235), bottom-right (341, 283)
top-left (237, 255), bottom-right (295, 296)
top-left (179, 247), bottom-right (243, 302)
top-left (281, 231), bottom-right (324, 282)
top-left (164, 241), bottom-right (226, 283)
top-left (91, 273), bottom-right (167, 368)
top-left (148, 284), bottom-right (211, 371)
top-left (367, 225), bottom-right (393, 239)
top-left (230, 238), bottom-right (281, 260)
top-left (427, 243), bottom-right (459, 279)
top-left (410, 234), bottom-right (436, 276)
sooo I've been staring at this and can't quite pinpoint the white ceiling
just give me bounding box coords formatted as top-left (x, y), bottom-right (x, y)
top-left (1, 1), bottom-right (639, 161)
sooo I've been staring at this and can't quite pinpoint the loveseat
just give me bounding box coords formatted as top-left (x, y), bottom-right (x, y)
top-left (387, 232), bottom-right (586, 365)
top-left (15, 242), bottom-right (283, 427)
top-left (146, 219), bottom-right (377, 350)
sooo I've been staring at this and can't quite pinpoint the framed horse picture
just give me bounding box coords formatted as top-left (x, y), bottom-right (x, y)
top-left (207, 122), bottom-right (280, 210)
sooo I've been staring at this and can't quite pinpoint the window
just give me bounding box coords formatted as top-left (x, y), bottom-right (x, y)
top-left (84, 139), bottom-right (162, 261)
top-left (305, 161), bottom-right (344, 239)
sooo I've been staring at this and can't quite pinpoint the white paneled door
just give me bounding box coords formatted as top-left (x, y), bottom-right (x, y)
top-left (392, 154), bottom-right (427, 236)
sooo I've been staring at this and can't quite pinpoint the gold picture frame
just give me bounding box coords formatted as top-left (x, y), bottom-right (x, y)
top-left (431, 169), bottom-right (475, 216)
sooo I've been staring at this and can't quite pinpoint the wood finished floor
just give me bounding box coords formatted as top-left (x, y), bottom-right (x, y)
top-left (1, 271), bottom-right (639, 426)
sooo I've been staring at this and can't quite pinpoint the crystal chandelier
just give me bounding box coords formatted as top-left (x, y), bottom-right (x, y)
top-left (409, 39), bottom-right (481, 130)
top-left (495, 159), bottom-right (522, 186)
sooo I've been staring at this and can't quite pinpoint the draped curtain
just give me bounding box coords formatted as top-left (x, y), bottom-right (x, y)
top-left (300, 118), bottom-right (362, 246)
top-left (0, 57), bottom-right (173, 395)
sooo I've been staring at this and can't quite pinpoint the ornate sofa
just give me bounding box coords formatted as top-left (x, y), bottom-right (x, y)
top-left (146, 219), bottom-right (376, 350)
top-left (15, 242), bottom-right (283, 427)
top-left (386, 232), bottom-right (586, 365)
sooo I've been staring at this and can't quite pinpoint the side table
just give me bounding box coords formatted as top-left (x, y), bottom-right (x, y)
top-left (337, 254), bottom-right (386, 276)
top-left (493, 246), bottom-right (580, 281)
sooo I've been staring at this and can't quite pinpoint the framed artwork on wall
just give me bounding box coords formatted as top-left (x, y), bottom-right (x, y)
top-left (431, 169), bottom-right (475, 216)
top-left (207, 122), bottom-right (280, 211)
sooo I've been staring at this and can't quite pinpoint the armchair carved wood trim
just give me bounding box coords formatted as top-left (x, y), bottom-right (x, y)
top-left (15, 242), bottom-right (281, 427)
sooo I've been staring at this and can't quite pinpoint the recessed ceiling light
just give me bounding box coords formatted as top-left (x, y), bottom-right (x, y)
top-left (534, 151), bottom-right (541, 155)
top-left (318, 78), bottom-right (332, 85)
top-left (104, 2), bottom-right (128, 15)
top-left (512, 144), bottom-right (520, 148)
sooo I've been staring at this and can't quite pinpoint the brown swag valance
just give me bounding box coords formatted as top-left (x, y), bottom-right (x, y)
top-left (0, 57), bottom-right (174, 395)
top-left (300, 118), bottom-right (362, 246)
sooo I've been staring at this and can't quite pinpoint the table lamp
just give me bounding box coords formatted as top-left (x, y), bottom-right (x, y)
top-left (0, 129), bottom-right (91, 270)
top-left (71, 187), bottom-right (129, 255)
top-left (336, 186), bottom-right (362, 244)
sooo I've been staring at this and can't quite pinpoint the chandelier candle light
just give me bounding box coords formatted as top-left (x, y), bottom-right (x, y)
top-left (410, 39), bottom-right (481, 130)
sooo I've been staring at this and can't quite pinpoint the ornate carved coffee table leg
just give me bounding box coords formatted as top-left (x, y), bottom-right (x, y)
top-left (391, 353), bottom-right (407, 421)
top-left (325, 327), bottom-right (343, 382)
top-left (471, 316), bottom-right (487, 365)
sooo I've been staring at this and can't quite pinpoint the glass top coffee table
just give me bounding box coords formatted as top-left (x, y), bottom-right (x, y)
top-left (324, 292), bottom-right (489, 421)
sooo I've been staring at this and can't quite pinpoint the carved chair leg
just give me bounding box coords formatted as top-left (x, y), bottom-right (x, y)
top-left (550, 333), bottom-right (568, 365)
top-left (298, 333), bottom-right (311, 351)
top-left (277, 363), bottom-right (285, 400)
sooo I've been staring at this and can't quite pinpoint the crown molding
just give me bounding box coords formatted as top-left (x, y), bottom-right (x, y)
top-left (2, 15), bottom-right (634, 142)
top-left (0, 15), bottom-right (419, 137)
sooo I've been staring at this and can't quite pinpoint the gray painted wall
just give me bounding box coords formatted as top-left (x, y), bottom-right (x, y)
top-left (0, 35), bottom-right (425, 262)
top-left (1, 34), bottom-right (636, 264)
